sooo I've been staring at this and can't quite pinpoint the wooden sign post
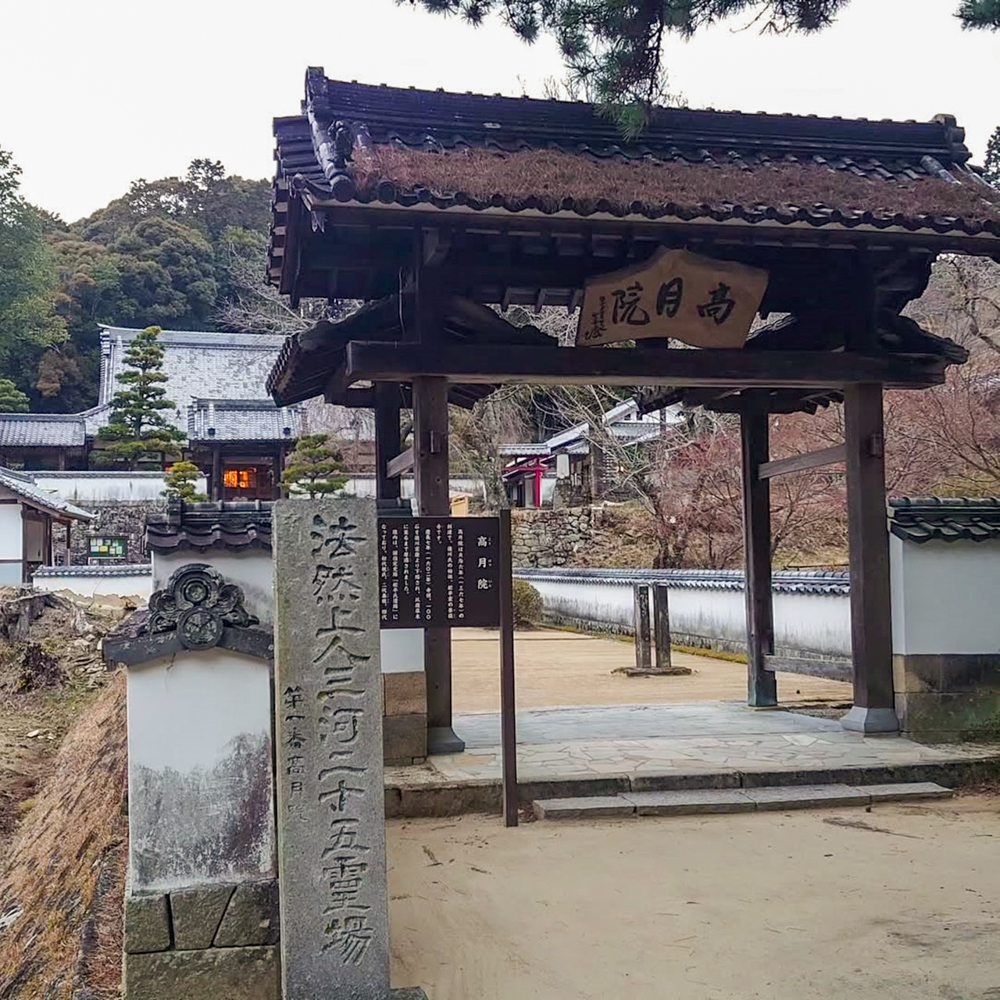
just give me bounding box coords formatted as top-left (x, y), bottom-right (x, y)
top-left (378, 514), bottom-right (519, 827)
top-left (577, 247), bottom-right (769, 349)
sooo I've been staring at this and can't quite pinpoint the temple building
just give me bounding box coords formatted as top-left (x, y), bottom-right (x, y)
top-left (0, 326), bottom-right (305, 500)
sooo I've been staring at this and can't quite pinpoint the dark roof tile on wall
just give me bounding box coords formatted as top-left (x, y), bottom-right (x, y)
top-left (146, 500), bottom-right (273, 553)
top-left (888, 496), bottom-right (1000, 543)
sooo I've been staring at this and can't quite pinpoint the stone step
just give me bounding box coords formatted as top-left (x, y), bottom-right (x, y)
top-left (532, 782), bottom-right (953, 820)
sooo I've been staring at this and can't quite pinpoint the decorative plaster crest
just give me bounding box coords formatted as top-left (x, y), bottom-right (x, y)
top-left (148, 564), bottom-right (259, 652)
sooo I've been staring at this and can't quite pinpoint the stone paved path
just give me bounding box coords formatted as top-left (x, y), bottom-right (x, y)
top-left (402, 703), bottom-right (1000, 784)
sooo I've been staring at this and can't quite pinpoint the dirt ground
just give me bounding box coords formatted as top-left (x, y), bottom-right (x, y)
top-left (388, 796), bottom-right (1000, 1000)
top-left (452, 629), bottom-right (851, 714)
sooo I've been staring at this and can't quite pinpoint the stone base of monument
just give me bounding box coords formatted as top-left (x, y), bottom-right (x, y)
top-left (123, 881), bottom-right (280, 999)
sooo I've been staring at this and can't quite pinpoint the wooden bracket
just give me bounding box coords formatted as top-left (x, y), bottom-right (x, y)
top-left (386, 448), bottom-right (415, 478)
top-left (758, 443), bottom-right (846, 480)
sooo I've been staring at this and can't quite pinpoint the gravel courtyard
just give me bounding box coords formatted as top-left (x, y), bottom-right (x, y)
top-left (388, 796), bottom-right (1000, 1000)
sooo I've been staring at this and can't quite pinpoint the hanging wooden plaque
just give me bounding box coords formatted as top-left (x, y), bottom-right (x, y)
top-left (576, 248), bottom-right (769, 349)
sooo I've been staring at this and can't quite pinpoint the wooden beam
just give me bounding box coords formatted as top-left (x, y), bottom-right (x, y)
top-left (343, 342), bottom-right (945, 390)
top-left (386, 447), bottom-right (414, 479)
top-left (758, 444), bottom-right (846, 480)
top-left (741, 406), bottom-right (778, 708)
top-left (842, 383), bottom-right (898, 733)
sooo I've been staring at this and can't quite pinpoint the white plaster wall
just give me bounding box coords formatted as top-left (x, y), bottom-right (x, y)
top-left (381, 628), bottom-right (424, 674)
top-left (33, 572), bottom-right (152, 602)
top-left (127, 647), bottom-right (275, 892)
top-left (337, 476), bottom-right (557, 504)
top-left (524, 576), bottom-right (851, 658)
top-left (891, 536), bottom-right (1000, 655)
top-left (0, 504), bottom-right (22, 561)
top-left (31, 473), bottom-right (206, 503)
top-left (153, 549), bottom-right (274, 624)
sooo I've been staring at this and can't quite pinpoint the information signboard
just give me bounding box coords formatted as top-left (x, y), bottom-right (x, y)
top-left (377, 516), bottom-right (501, 630)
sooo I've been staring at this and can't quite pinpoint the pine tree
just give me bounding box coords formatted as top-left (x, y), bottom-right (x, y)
top-left (983, 126), bottom-right (1000, 187)
top-left (95, 325), bottom-right (186, 468)
top-left (163, 460), bottom-right (209, 502)
top-left (0, 378), bottom-right (29, 413)
top-left (281, 434), bottom-right (348, 498)
top-left (403, 1), bottom-right (1000, 125)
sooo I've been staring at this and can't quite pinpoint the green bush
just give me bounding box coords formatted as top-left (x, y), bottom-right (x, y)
top-left (512, 579), bottom-right (544, 629)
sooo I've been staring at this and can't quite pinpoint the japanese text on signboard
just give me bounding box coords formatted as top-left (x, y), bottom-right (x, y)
top-left (378, 517), bottom-right (501, 629)
top-left (576, 248), bottom-right (769, 349)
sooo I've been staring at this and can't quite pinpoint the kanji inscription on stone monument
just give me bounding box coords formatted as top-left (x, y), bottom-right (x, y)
top-left (274, 499), bottom-right (388, 1000)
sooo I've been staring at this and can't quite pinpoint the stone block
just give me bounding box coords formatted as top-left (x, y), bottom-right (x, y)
top-left (862, 782), bottom-right (953, 803)
top-left (384, 713), bottom-right (427, 764)
top-left (384, 671), bottom-right (426, 716)
top-left (620, 789), bottom-right (755, 816)
top-left (170, 884), bottom-right (235, 951)
top-left (630, 771), bottom-right (741, 792)
top-left (533, 796), bottom-right (634, 820)
top-left (742, 784), bottom-right (869, 810)
top-left (273, 499), bottom-right (388, 998)
top-left (125, 892), bottom-right (171, 954)
top-left (125, 945), bottom-right (279, 1000)
top-left (214, 880), bottom-right (279, 947)
top-left (398, 780), bottom-right (502, 818)
top-left (519, 776), bottom-right (630, 804)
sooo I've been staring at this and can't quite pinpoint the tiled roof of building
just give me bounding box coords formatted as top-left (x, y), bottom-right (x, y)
top-left (273, 71), bottom-right (998, 247)
top-left (98, 327), bottom-right (288, 437)
top-left (887, 496), bottom-right (1000, 543)
top-left (187, 398), bottom-right (303, 443)
top-left (146, 500), bottom-right (273, 553)
top-left (0, 467), bottom-right (95, 521)
top-left (0, 413), bottom-right (86, 449)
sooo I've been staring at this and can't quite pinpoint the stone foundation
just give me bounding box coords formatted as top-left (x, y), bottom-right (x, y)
top-left (124, 880), bottom-right (279, 1000)
top-left (894, 653), bottom-right (1000, 740)
top-left (384, 670), bottom-right (428, 765)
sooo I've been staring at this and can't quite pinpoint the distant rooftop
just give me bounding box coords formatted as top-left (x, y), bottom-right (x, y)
top-left (0, 467), bottom-right (95, 521)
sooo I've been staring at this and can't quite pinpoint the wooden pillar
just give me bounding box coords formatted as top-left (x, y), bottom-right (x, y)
top-left (211, 446), bottom-right (222, 502)
top-left (633, 584), bottom-right (652, 671)
top-left (375, 382), bottom-right (402, 501)
top-left (740, 407), bottom-right (778, 707)
top-left (842, 383), bottom-right (897, 733)
top-left (413, 375), bottom-right (462, 753)
top-left (652, 584), bottom-right (672, 671)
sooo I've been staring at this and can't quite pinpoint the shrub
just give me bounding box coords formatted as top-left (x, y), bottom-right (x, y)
top-left (512, 579), bottom-right (544, 628)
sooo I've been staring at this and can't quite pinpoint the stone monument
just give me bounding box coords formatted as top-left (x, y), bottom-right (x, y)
top-left (273, 498), bottom-right (427, 1000)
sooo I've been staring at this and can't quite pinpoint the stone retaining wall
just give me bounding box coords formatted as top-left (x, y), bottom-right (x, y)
top-left (511, 507), bottom-right (594, 567)
top-left (124, 880), bottom-right (279, 1000)
top-left (57, 500), bottom-right (163, 565)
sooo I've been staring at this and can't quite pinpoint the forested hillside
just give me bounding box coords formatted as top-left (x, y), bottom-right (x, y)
top-left (0, 148), bottom-right (272, 412)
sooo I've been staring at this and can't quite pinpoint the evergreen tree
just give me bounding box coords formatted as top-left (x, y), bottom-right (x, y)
top-left (163, 460), bottom-right (209, 502)
top-left (984, 126), bottom-right (1000, 187)
top-left (281, 434), bottom-right (348, 498)
top-left (95, 326), bottom-right (186, 468)
top-left (403, 1), bottom-right (1000, 127)
top-left (0, 378), bottom-right (29, 413)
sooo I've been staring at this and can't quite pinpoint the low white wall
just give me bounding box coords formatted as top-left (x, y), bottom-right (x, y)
top-left (891, 536), bottom-right (1000, 655)
top-left (33, 567), bottom-right (153, 602)
top-left (518, 570), bottom-right (851, 660)
top-left (0, 503), bottom-right (22, 584)
top-left (31, 472), bottom-right (207, 503)
top-left (339, 476), bottom-right (558, 504)
top-left (127, 648), bottom-right (276, 893)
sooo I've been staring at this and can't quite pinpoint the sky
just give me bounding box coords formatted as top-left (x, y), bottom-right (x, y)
top-left (2, 0), bottom-right (998, 223)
